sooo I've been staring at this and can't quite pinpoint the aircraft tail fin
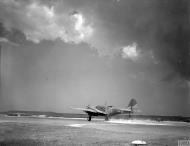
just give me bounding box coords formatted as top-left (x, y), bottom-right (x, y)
top-left (127, 98), bottom-right (137, 112)
top-left (128, 98), bottom-right (137, 107)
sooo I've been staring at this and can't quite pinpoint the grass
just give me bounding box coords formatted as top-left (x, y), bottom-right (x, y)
top-left (0, 116), bottom-right (189, 146)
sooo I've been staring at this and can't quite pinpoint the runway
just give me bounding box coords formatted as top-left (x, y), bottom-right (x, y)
top-left (0, 116), bottom-right (189, 146)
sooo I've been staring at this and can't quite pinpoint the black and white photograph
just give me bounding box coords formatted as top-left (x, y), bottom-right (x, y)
top-left (0, 0), bottom-right (190, 145)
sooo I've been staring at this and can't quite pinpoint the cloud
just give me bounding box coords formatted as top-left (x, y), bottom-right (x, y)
top-left (0, 37), bottom-right (19, 46)
top-left (0, 0), bottom-right (189, 81)
top-left (71, 12), bottom-right (93, 41)
top-left (121, 43), bottom-right (139, 61)
top-left (0, 0), bottom-right (93, 44)
top-left (0, 37), bottom-right (10, 43)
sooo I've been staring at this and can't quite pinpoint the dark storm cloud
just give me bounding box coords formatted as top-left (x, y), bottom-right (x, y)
top-left (57, 0), bottom-right (190, 81)
top-left (95, 0), bottom-right (190, 81)
top-left (0, 22), bottom-right (26, 45)
top-left (0, 0), bottom-right (189, 81)
top-left (143, 0), bottom-right (190, 81)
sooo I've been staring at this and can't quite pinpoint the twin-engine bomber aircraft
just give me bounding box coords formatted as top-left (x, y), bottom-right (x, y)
top-left (72, 98), bottom-right (138, 121)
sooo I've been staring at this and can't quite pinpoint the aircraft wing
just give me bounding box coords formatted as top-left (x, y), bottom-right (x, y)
top-left (91, 107), bottom-right (107, 115)
top-left (119, 108), bottom-right (132, 112)
top-left (71, 107), bottom-right (107, 115)
top-left (71, 107), bottom-right (96, 113)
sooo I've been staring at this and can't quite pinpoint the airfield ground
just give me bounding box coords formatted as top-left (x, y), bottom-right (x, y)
top-left (0, 116), bottom-right (189, 146)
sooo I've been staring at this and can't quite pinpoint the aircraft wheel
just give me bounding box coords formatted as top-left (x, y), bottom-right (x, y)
top-left (87, 115), bottom-right (91, 121)
top-left (105, 116), bottom-right (109, 121)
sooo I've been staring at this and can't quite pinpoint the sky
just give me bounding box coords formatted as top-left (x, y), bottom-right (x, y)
top-left (0, 0), bottom-right (189, 116)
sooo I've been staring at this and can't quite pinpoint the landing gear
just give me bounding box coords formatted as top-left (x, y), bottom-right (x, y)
top-left (87, 115), bottom-right (92, 121)
top-left (129, 112), bottom-right (133, 119)
top-left (105, 115), bottom-right (109, 121)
